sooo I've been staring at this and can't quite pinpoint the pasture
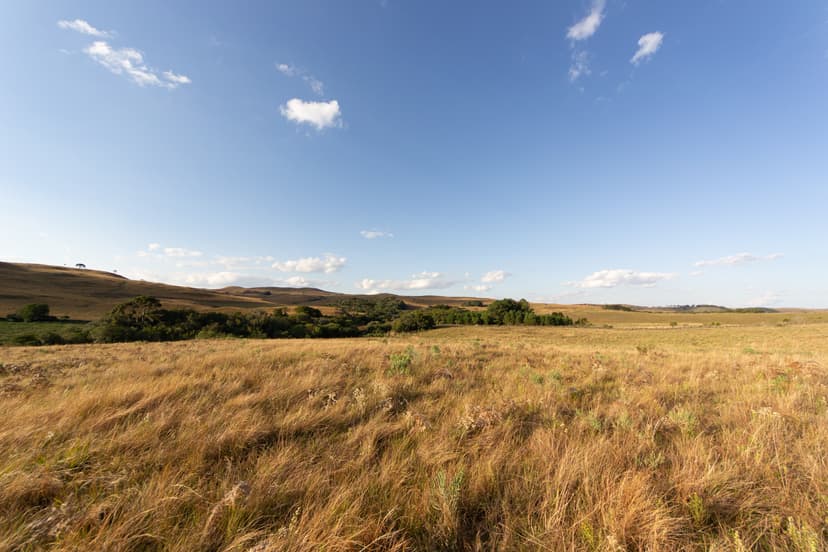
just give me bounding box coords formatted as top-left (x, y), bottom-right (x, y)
top-left (1, 320), bottom-right (827, 550)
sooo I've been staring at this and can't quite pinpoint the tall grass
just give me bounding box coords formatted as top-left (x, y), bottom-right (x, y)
top-left (1, 323), bottom-right (827, 550)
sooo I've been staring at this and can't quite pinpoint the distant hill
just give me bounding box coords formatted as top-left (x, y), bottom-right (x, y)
top-left (0, 263), bottom-right (486, 320)
top-left (600, 303), bottom-right (779, 314)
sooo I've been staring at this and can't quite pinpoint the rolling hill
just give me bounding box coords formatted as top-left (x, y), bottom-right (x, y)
top-left (0, 263), bottom-right (485, 320)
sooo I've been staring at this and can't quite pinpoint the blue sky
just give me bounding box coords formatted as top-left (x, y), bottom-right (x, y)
top-left (2, 1), bottom-right (827, 307)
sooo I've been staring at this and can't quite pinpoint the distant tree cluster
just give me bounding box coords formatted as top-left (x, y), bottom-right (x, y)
top-left (423, 299), bottom-right (585, 328)
top-left (92, 296), bottom-right (364, 343)
top-left (6, 303), bottom-right (55, 322)
top-left (602, 304), bottom-right (635, 312)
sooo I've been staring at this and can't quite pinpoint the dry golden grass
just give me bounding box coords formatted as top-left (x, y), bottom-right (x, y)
top-left (2, 322), bottom-right (828, 550)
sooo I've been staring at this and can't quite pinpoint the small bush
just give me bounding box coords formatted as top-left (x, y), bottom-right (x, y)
top-left (40, 332), bottom-right (66, 345)
top-left (388, 346), bottom-right (415, 375)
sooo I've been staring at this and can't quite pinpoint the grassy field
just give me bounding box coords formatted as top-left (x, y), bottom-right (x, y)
top-left (1, 321), bottom-right (827, 550)
top-left (0, 321), bottom-right (91, 346)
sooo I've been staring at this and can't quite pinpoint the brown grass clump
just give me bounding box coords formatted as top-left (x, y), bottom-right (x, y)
top-left (1, 322), bottom-right (827, 550)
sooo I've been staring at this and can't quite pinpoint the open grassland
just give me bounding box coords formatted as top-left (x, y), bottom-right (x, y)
top-left (2, 323), bottom-right (828, 550)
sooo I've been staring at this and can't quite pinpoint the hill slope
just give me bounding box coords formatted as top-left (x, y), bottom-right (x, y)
top-left (0, 263), bottom-right (485, 320)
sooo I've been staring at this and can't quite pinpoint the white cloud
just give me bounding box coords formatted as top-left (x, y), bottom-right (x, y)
top-left (631, 32), bottom-right (664, 65)
top-left (280, 98), bottom-right (342, 130)
top-left (163, 71), bottom-right (191, 85)
top-left (464, 284), bottom-right (492, 293)
top-left (746, 291), bottom-right (781, 308)
top-left (214, 255), bottom-right (275, 269)
top-left (481, 270), bottom-right (510, 283)
top-left (177, 271), bottom-right (244, 287)
top-left (356, 271), bottom-right (458, 291)
top-left (273, 254), bottom-right (346, 273)
top-left (277, 63), bottom-right (325, 96)
top-left (163, 247), bottom-right (203, 258)
top-left (690, 270), bottom-right (704, 277)
top-left (276, 63), bottom-right (297, 77)
top-left (568, 269), bottom-right (676, 288)
top-left (360, 230), bottom-right (393, 239)
top-left (569, 50), bottom-right (591, 81)
top-left (58, 19), bottom-right (111, 38)
top-left (148, 243), bottom-right (161, 251)
top-left (83, 41), bottom-right (191, 89)
top-left (694, 252), bottom-right (782, 268)
top-left (567, 0), bottom-right (605, 41)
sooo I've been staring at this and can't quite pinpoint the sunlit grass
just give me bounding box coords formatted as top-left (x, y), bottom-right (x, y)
top-left (1, 322), bottom-right (827, 549)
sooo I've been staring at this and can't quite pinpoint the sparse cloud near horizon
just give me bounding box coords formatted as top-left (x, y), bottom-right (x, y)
top-left (631, 32), bottom-right (665, 65)
top-left (464, 284), bottom-right (491, 293)
top-left (356, 271), bottom-right (457, 292)
top-left (272, 254), bottom-right (346, 273)
top-left (58, 19), bottom-right (112, 38)
top-left (137, 244), bottom-right (202, 258)
top-left (568, 269), bottom-right (676, 288)
top-left (280, 98), bottom-right (342, 130)
top-left (166, 271), bottom-right (333, 289)
top-left (360, 230), bottom-right (393, 239)
top-left (481, 270), bottom-right (510, 283)
top-left (746, 290), bottom-right (782, 308)
top-left (694, 252), bottom-right (782, 268)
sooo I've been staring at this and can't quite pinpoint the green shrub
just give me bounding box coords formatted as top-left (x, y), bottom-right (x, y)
top-left (388, 346), bottom-right (415, 375)
top-left (40, 332), bottom-right (66, 345)
top-left (13, 334), bottom-right (42, 346)
top-left (392, 311), bottom-right (436, 333)
top-left (17, 304), bottom-right (52, 322)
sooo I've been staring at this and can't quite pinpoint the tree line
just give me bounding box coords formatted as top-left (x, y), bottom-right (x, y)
top-left (4, 296), bottom-right (587, 345)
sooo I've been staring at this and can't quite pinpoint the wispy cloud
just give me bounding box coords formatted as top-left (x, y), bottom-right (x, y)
top-left (567, 0), bottom-right (606, 41)
top-left (464, 284), bottom-right (491, 293)
top-left (565, 0), bottom-right (604, 82)
top-left (567, 269), bottom-right (676, 288)
top-left (280, 98), bottom-right (342, 130)
top-left (569, 50), bottom-right (591, 81)
top-left (360, 230), bottom-right (393, 239)
top-left (694, 252), bottom-right (782, 268)
top-left (163, 71), bottom-right (191, 85)
top-left (631, 32), bottom-right (665, 65)
top-left (170, 271), bottom-right (333, 289)
top-left (356, 271), bottom-right (458, 292)
top-left (137, 243), bottom-right (202, 258)
top-left (746, 291), bottom-right (782, 308)
top-left (83, 41), bottom-right (191, 89)
top-left (58, 19), bottom-right (112, 38)
top-left (481, 270), bottom-right (510, 283)
top-left (273, 254), bottom-right (346, 273)
top-left (277, 63), bottom-right (325, 96)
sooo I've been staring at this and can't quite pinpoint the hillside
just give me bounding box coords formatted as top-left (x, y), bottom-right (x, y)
top-left (0, 263), bottom-right (487, 320)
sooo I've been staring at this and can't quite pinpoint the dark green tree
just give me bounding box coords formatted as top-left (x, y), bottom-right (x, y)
top-left (17, 303), bottom-right (51, 322)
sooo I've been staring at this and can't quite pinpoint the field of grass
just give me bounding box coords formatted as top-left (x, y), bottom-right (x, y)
top-left (0, 320), bottom-right (90, 346)
top-left (2, 322), bottom-right (827, 550)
